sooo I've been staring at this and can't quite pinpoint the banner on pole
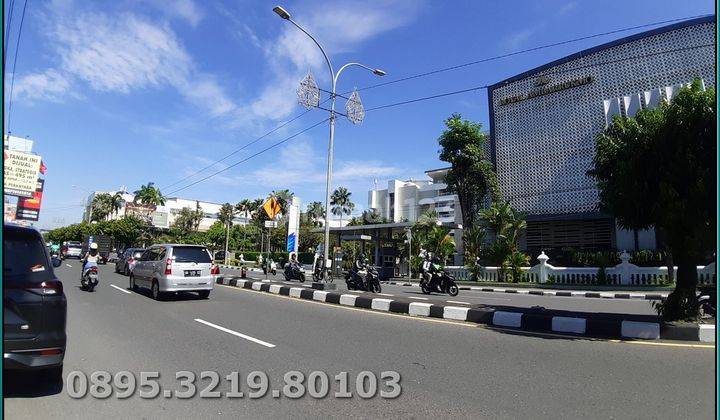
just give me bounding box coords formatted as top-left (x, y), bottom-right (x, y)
top-left (286, 197), bottom-right (300, 255)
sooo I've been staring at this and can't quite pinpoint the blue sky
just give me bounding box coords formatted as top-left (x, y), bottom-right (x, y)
top-left (3, 0), bottom-right (714, 228)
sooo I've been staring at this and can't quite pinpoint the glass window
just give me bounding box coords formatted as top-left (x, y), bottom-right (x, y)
top-left (171, 246), bottom-right (211, 263)
top-left (4, 229), bottom-right (53, 284)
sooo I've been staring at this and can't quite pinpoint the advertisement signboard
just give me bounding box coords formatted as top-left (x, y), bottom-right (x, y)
top-left (4, 150), bottom-right (42, 198)
top-left (286, 197), bottom-right (300, 254)
top-left (16, 179), bottom-right (45, 221)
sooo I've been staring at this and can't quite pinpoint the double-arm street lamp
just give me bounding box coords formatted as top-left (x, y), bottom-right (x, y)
top-left (273, 6), bottom-right (386, 280)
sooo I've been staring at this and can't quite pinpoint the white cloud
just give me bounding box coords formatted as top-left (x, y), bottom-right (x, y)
top-left (557, 1), bottom-right (577, 16)
top-left (15, 7), bottom-right (235, 117)
top-left (251, 0), bottom-right (422, 122)
top-left (164, 0), bottom-right (204, 27)
top-left (12, 69), bottom-right (73, 102)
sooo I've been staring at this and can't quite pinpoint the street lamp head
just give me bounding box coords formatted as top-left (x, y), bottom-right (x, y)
top-left (373, 68), bottom-right (386, 76)
top-left (273, 6), bottom-right (291, 20)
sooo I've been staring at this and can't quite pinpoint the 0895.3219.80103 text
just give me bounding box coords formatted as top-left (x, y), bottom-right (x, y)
top-left (66, 370), bottom-right (402, 400)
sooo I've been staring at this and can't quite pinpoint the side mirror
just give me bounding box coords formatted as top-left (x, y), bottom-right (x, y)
top-left (52, 257), bottom-right (62, 268)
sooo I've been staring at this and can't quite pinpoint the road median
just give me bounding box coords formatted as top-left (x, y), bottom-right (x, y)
top-left (216, 276), bottom-right (714, 344)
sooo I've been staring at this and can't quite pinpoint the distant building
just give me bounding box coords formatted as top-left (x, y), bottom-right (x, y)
top-left (368, 168), bottom-right (464, 264)
top-left (82, 188), bottom-right (250, 232)
top-left (487, 16), bottom-right (715, 254)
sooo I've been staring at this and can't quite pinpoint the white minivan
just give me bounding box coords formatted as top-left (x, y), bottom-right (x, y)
top-left (130, 244), bottom-right (218, 300)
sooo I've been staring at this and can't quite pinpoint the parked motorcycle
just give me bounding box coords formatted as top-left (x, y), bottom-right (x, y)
top-left (263, 261), bottom-right (277, 276)
top-left (420, 263), bottom-right (459, 296)
top-left (80, 264), bottom-right (99, 292)
top-left (284, 263), bottom-right (306, 282)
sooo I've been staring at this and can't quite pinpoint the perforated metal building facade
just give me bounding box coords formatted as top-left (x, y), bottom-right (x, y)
top-left (487, 16), bottom-right (715, 252)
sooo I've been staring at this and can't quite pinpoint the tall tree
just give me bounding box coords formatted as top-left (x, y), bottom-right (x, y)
top-left (133, 182), bottom-right (166, 206)
top-left (305, 201), bottom-right (325, 227)
top-left (90, 193), bottom-right (113, 221)
top-left (271, 189), bottom-right (295, 216)
top-left (172, 207), bottom-right (204, 235)
top-left (217, 203), bottom-right (236, 264)
top-left (589, 80), bottom-right (715, 320)
top-left (109, 192), bottom-right (125, 219)
top-left (438, 113), bottom-right (500, 230)
top-left (331, 187), bottom-right (355, 226)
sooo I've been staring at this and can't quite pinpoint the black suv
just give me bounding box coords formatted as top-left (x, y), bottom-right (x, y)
top-left (4, 224), bottom-right (67, 382)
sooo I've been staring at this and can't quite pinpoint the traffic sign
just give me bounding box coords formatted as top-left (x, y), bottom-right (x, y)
top-left (262, 197), bottom-right (282, 219)
top-left (264, 220), bottom-right (278, 228)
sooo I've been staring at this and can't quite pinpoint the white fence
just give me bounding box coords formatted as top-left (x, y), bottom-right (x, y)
top-left (446, 252), bottom-right (716, 286)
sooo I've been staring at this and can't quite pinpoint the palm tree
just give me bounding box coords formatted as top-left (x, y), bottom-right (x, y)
top-left (306, 201), bottom-right (325, 227)
top-left (90, 193), bottom-right (113, 221)
top-left (217, 203), bottom-right (236, 263)
top-left (330, 187), bottom-right (354, 226)
top-left (235, 199), bottom-right (253, 220)
top-left (271, 189), bottom-right (294, 216)
top-left (133, 182), bottom-right (165, 206)
top-left (109, 192), bottom-right (125, 219)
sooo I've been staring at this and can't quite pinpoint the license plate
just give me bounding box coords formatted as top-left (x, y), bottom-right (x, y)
top-left (184, 270), bottom-right (200, 277)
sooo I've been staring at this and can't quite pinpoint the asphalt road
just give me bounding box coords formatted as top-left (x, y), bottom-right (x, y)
top-left (5, 263), bottom-right (714, 419)
top-left (222, 268), bottom-right (659, 315)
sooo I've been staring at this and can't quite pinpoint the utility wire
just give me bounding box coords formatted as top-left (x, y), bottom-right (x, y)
top-left (165, 42), bottom-right (711, 194)
top-left (166, 118), bottom-right (329, 195)
top-left (162, 108), bottom-right (313, 190)
top-left (364, 43), bottom-right (713, 112)
top-left (3, 0), bottom-right (16, 68)
top-left (6, 0), bottom-right (29, 134)
top-left (345, 14), bottom-right (712, 95)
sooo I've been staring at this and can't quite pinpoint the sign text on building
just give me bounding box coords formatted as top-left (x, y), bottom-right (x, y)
top-left (499, 75), bottom-right (594, 106)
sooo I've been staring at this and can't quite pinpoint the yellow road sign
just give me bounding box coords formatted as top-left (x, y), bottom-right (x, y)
top-left (263, 197), bottom-right (282, 219)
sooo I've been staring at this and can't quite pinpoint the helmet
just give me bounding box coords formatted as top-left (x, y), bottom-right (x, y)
top-left (90, 243), bottom-right (98, 250)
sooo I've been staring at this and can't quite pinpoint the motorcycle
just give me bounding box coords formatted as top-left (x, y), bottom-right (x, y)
top-left (420, 263), bottom-right (459, 296)
top-left (345, 268), bottom-right (367, 291)
top-left (263, 261), bottom-right (277, 276)
top-left (364, 266), bottom-right (382, 293)
top-left (284, 263), bottom-right (306, 282)
top-left (81, 263), bottom-right (99, 292)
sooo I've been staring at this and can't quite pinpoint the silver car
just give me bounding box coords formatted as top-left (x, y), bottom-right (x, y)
top-left (129, 244), bottom-right (217, 300)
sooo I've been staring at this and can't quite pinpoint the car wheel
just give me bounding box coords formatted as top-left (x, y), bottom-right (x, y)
top-left (151, 280), bottom-right (162, 301)
top-left (198, 290), bottom-right (210, 299)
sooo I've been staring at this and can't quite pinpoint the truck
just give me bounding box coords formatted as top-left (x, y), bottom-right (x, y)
top-left (82, 235), bottom-right (113, 264)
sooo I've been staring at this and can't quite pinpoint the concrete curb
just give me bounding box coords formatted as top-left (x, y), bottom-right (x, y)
top-left (217, 276), bottom-right (713, 343)
top-left (381, 281), bottom-right (669, 301)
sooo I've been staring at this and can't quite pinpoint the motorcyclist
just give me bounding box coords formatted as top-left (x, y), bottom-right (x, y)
top-left (81, 243), bottom-right (100, 279)
top-left (421, 252), bottom-right (441, 290)
top-left (350, 255), bottom-right (368, 282)
top-left (49, 242), bottom-right (61, 257)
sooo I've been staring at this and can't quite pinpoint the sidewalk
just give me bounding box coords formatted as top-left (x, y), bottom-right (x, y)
top-left (382, 280), bottom-right (670, 301)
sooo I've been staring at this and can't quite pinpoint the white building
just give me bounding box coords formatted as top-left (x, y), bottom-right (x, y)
top-left (83, 188), bottom-right (250, 232)
top-left (368, 168), bottom-right (464, 264)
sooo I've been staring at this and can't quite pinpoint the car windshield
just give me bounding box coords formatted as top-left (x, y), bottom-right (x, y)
top-left (172, 246), bottom-right (211, 263)
top-left (4, 230), bottom-right (53, 284)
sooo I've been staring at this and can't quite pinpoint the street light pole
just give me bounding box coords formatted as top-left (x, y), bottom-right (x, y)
top-left (273, 5), bottom-right (385, 281)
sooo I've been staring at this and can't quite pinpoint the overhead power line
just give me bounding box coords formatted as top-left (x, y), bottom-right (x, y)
top-left (162, 108), bottom-right (314, 190)
top-left (346, 14), bottom-right (713, 95)
top-left (161, 14), bottom-right (708, 192)
top-left (164, 42), bottom-right (711, 194)
top-left (4, 0), bottom-right (16, 68)
top-left (364, 43), bottom-right (713, 112)
top-left (6, 0), bottom-right (30, 134)
top-left (166, 118), bottom-right (329, 195)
